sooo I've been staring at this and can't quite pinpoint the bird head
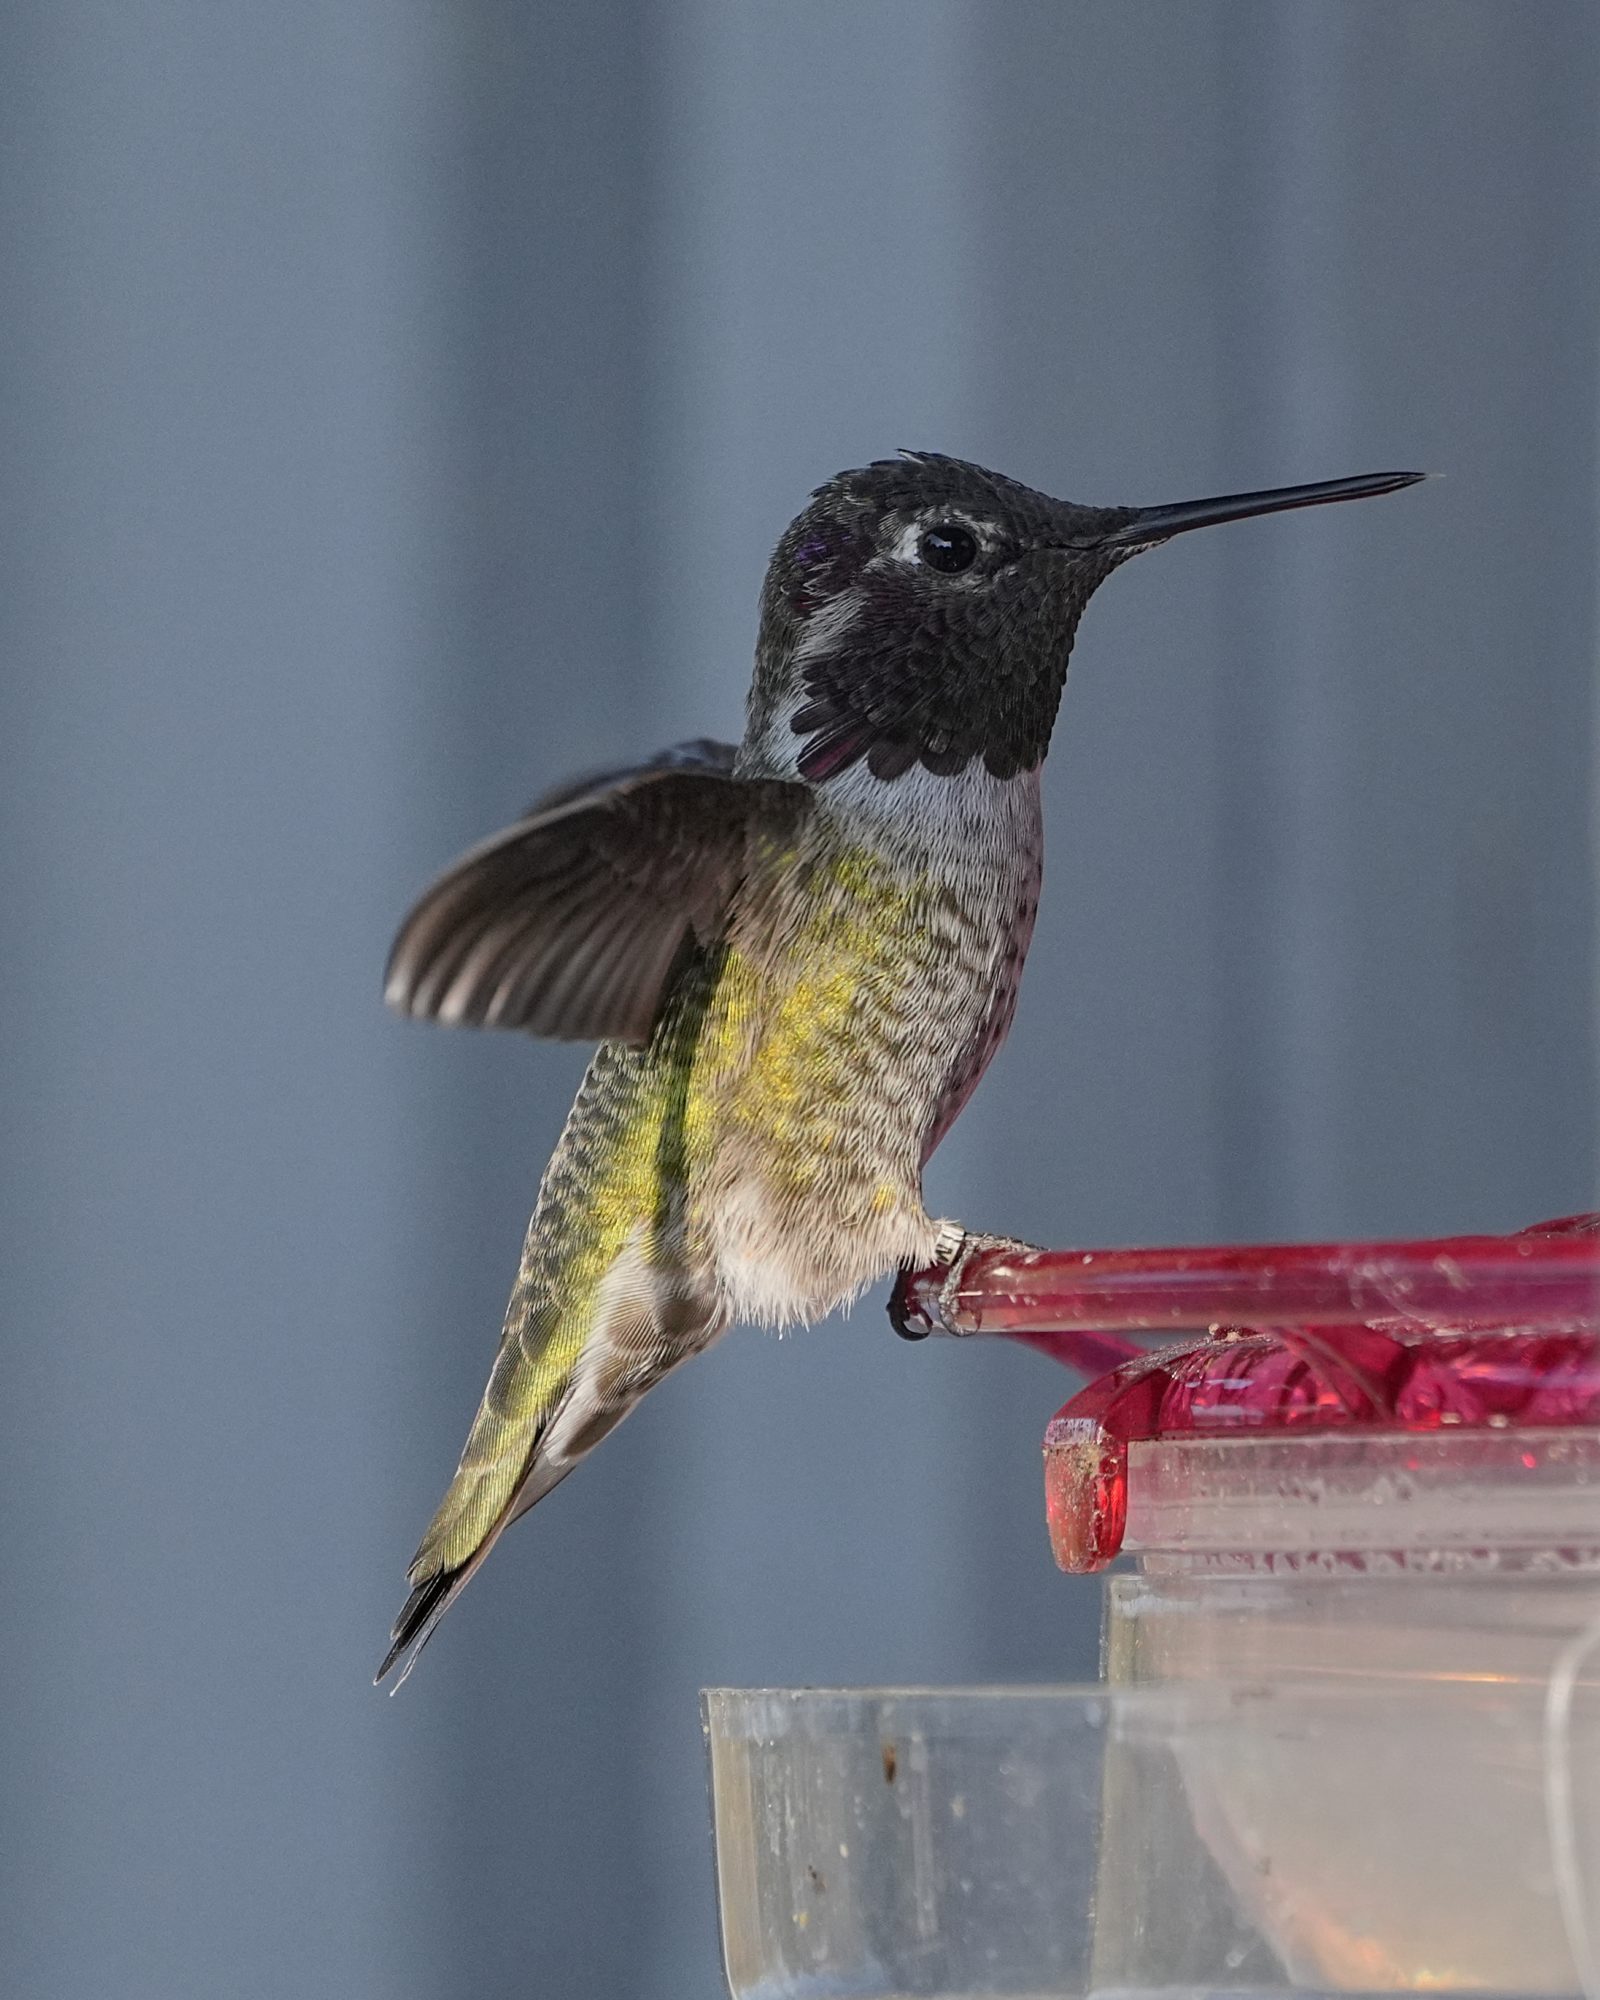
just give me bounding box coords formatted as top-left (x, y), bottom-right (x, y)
top-left (748, 452), bottom-right (1421, 786)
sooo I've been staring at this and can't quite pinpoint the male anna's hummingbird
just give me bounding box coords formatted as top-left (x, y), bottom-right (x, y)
top-left (377, 452), bottom-right (1421, 1683)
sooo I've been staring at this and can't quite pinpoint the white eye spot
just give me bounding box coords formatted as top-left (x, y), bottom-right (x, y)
top-left (888, 519), bottom-right (931, 564)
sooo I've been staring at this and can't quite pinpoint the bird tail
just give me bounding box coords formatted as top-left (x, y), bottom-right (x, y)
top-left (373, 1474), bottom-right (557, 1688)
top-left (375, 1571), bottom-right (454, 1687)
top-left (375, 1217), bottom-right (718, 1688)
top-left (374, 1417), bottom-right (576, 1688)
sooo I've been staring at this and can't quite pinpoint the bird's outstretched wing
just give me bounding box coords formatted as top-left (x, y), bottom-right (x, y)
top-left (385, 739), bottom-right (810, 1044)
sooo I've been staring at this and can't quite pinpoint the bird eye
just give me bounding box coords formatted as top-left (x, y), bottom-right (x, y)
top-left (917, 521), bottom-right (979, 574)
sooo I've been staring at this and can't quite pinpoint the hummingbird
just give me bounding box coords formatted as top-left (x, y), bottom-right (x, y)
top-left (376, 452), bottom-right (1422, 1683)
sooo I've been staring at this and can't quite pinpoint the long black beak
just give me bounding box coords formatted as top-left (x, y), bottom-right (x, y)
top-left (1097, 469), bottom-right (1426, 549)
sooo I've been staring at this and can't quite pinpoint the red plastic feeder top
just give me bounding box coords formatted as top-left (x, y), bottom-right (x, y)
top-left (891, 1214), bottom-right (1600, 1574)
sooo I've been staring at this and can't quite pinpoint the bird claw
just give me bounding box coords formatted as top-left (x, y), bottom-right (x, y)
top-left (890, 1225), bottom-right (1041, 1339)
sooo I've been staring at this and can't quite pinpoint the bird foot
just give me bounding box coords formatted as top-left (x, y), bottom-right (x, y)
top-left (890, 1224), bottom-right (1042, 1339)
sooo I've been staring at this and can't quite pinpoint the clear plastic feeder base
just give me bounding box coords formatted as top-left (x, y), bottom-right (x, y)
top-left (706, 1654), bottom-right (1600, 2000)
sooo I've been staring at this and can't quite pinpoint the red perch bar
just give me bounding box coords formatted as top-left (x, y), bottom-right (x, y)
top-left (890, 1213), bottom-right (1600, 1572)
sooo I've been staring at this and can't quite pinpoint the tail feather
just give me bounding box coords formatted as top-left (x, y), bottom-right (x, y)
top-left (373, 1518), bottom-right (508, 1690)
top-left (374, 1571), bottom-right (457, 1687)
top-left (375, 1455), bottom-right (578, 1689)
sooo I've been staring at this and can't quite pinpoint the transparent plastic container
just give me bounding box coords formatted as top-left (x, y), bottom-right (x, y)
top-left (705, 1665), bottom-right (1600, 1999)
top-left (707, 1218), bottom-right (1600, 1999)
top-left (1101, 1430), bottom-right (1600, 1997)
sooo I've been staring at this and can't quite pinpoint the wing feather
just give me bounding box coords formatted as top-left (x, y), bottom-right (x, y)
top-left (386, 740), bottom-right (809, 1045)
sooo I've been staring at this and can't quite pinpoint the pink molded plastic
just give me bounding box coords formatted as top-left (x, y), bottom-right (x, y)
top-left (892, 1214), bottom-right (1600, 1572)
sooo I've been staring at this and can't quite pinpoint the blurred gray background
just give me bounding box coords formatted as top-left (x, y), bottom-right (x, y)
top-left (2, 3), bottom-right (1596, 1995)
